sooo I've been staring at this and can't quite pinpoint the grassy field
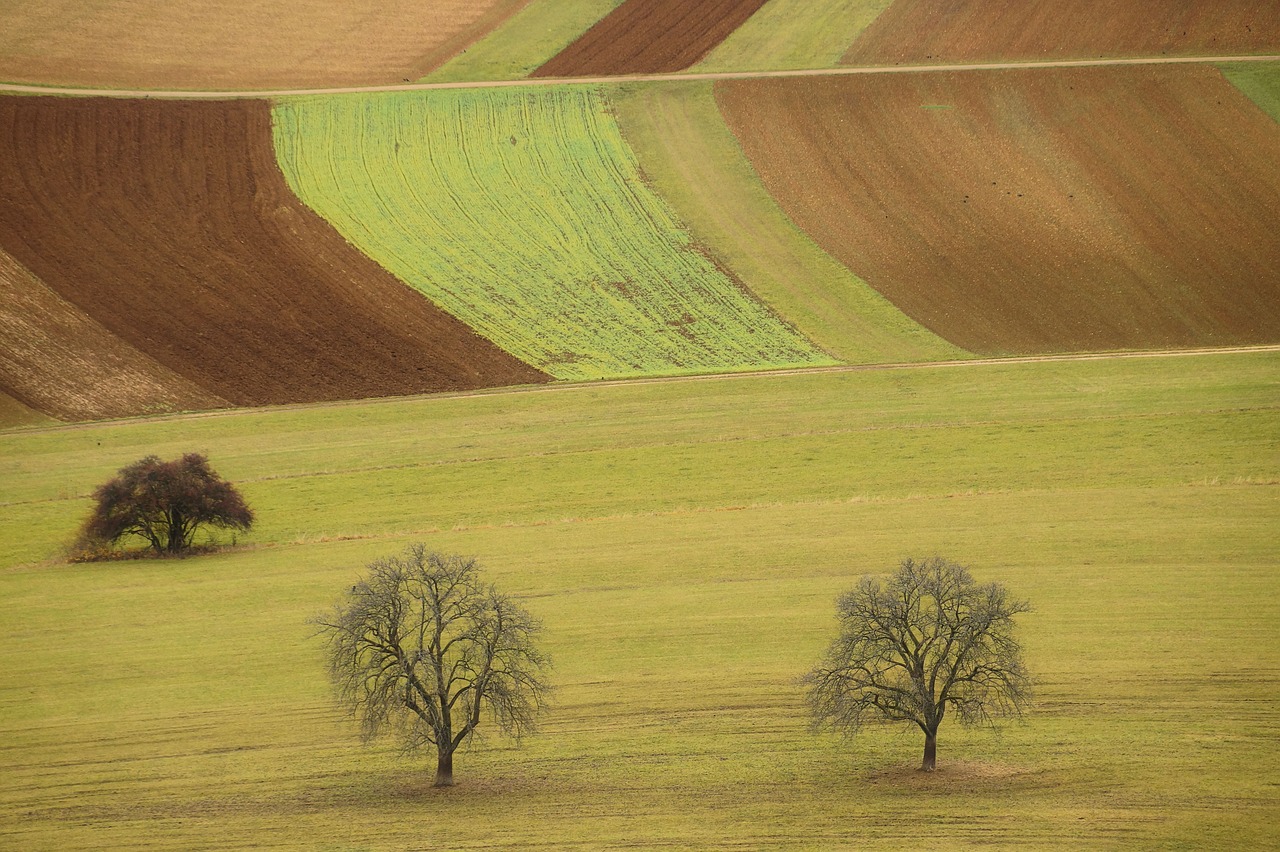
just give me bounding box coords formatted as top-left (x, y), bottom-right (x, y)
top-left (693, 0), bottom-right (892, 73)
top-left (1, 351), bottom-right (1277, 847)
top-left (272, 87), bottom-right (832, 380)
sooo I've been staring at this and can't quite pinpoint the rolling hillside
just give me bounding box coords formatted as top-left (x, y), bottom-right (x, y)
top-left (716, 64), bottom-right (1280, 354)
top-left (0, 1), bottom-right (1277, 423)
top-left (0, 3), bottom-right (1278, 849)
top-left (0, 0), bottom-right (529, 89)
top-left (0, 96), bottom-right (547, 417)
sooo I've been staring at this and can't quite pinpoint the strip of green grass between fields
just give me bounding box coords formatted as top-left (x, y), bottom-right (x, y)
top-left (612, 79), bottom-right (965, 363)
top-left (694, 0), bottom-right (893, 73)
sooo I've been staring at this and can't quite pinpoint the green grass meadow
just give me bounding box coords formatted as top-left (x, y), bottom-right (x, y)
top-left (272, 87), bottom-right (832, 381)
top-left (1, 352), bottom-right (1278, 848)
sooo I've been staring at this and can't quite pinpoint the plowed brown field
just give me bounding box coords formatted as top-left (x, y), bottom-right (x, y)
top-left (531, 0), bottom-right (769, 77)
top-left (0, 0), bottom-right (526, 90)
top-left (716, 65), bottom-right (1280, 354)
top-left (0, 97), bottom-right (548, 415)
top-left (844, 0), bottom-right (1280, 65)
top-left (0, 248), bottom-right (225, 421)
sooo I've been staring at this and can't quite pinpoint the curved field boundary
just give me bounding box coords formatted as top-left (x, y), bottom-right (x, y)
top-left (0, 96), bottom-right (548, 413)
top-left (0, 249), bottom-right (226, 422)
top-left (425, 0), bottom-right (625, 84)
top-left (694, 0), bottom-right (892, 74)
top-left (611, 81), bottom-right (964, 364)
top-left (530, 0), bottom-right (770, 78)
top-left (0, 0), bottom-right (529, 90)
top-left (844, 0), bottom-right (1280, 65)
top-left (272, 87), bottom-right (833, 380)
top-left (716, 65), bottom-right (1280, 354)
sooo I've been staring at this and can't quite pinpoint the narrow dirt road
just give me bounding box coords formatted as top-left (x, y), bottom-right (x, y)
top-left (2, 54), bottom-right (1277, 99)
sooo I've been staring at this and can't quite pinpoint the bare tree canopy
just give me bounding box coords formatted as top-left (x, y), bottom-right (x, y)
top-left (804, 556), bottom-right (1032, 771)
top-left (316, 544), bottom-right (552, 787)
top-left (78, 452), bottom-right (253, 556)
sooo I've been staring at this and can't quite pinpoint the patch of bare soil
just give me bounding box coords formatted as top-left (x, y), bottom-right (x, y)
top-left (0, 96), bottom-right (549, 415)
top-left (532, 0), bottom-right (770, 78)
top-left (716, 65), bottom-right (1280, 354)
top-left (0, 0), bottom-right (529, 90)
top-left (844, 0), bottom-right (1280, 65)
top-left (0, 247), bottom-right (226, 421)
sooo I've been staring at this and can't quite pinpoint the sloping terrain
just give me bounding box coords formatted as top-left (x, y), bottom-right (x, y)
top-left (0, 0), bottom-right (528, 90)
top-left (611, 81), bottom-right (964, 363)
top-left (274, 88), bottom-right (832, 380)
top-left (844, 0), bottom-right (1280, 65)
top-left (426, 0), bottom-right (624, 83)
top-left (716, 65), bottom-right (1280, 354)
top-left (531, 0), bottom-right (770, 77)
top-left (0, 249), bottom-right (226, 421)
top-left (0, 96), bottom-right (548, 414)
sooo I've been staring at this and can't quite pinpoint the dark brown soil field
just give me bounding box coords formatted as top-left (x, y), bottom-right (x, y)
top-left (0, 248), bottom-right (225, 421)
top-left (844, 0), bottom-right (1280, 65)
top-left (531, 0), bottom-right (769, 77)
top-left (0, 97), bottom-right (548, 417)
top-left (716, 65), bottom-right (1280, 354)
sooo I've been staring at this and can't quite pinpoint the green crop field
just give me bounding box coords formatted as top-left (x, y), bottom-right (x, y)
top-left (273, 87), bottom-right (833, 381)
top-left (2, 351), bottom-right (1277, 848)
top-left (694, 0), bottom-right (893, 73)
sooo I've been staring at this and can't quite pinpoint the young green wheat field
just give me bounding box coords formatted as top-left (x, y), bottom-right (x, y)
top-left (1, 352), bottom-right (1277, 848)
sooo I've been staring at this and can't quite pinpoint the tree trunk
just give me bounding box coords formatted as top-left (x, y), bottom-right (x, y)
top-left (921, 729), bottom-right (937, 772)
top-left (434, 749), bottom-right (454, 787)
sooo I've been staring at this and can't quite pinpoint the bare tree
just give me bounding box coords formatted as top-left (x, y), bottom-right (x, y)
top-left (316, 544), bottom-right (551, 787)
top-left (77, 453), bottom-right (253, 556)
top-left (804, 557), bottom-right (1031, 771)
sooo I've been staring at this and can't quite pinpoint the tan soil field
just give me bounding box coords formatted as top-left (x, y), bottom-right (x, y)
top-left (844, 0), bottom-right (1280, 65)
top-left (0, 97), bottom-right (548, 414)
top-left (716, 65), bottom-right (1280, 354)
top-left (0, 0), bottom-right (527, 90)
top-left (0, 249), bottom-right (226, 421)
top-left (532, 0), bottom-right (769, 77)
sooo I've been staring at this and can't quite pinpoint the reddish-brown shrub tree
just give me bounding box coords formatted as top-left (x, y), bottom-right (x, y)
top-left (78, 453), bottom-right (253, 556)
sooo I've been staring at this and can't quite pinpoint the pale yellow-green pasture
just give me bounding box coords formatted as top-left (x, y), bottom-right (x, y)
top-left (1, 352), bottom-right (1277, 848)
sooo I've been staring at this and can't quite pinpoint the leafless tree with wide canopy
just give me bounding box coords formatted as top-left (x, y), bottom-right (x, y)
top-left (805, 556), bottom-right (1031, 771)
top-left (316, 544), bottom-right (551, 787)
